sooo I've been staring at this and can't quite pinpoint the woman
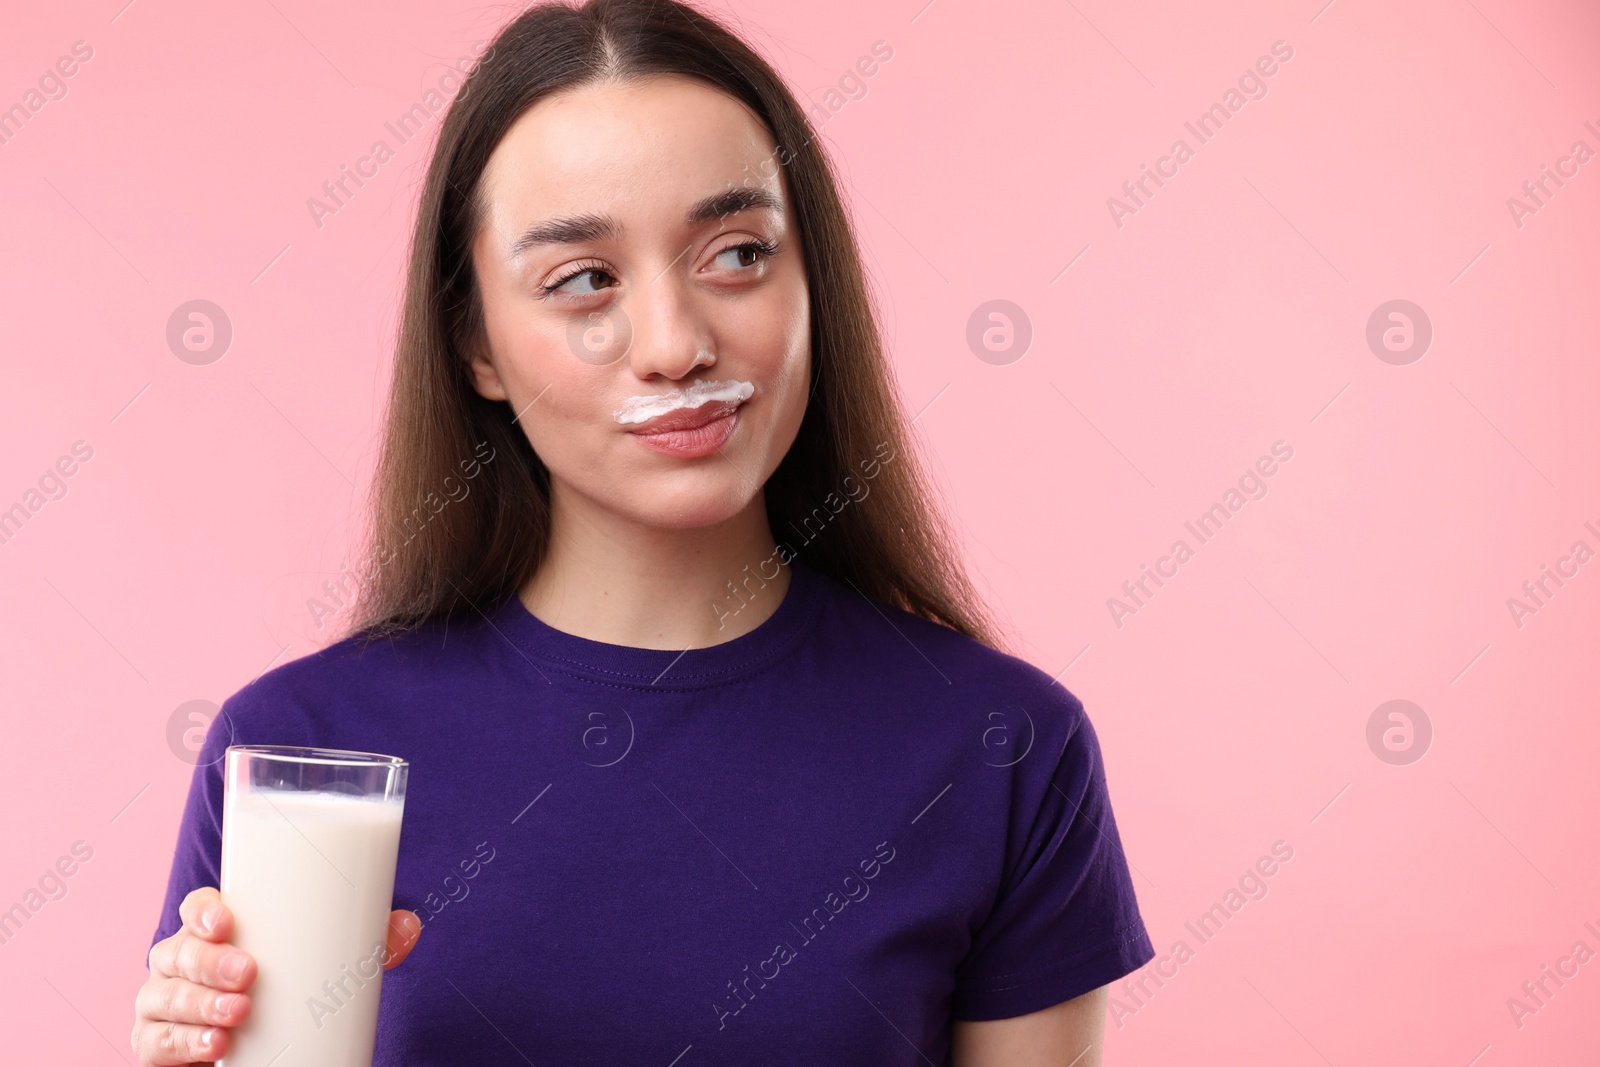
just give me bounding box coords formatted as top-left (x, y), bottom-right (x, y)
top-left (132, 0), bottom-right (1154, 1063)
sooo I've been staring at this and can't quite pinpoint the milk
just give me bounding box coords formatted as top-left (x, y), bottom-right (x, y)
top-left (220, 787), bottom-right (404, 1067)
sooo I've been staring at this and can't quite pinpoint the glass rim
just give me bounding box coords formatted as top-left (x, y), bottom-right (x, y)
top-left (225, 744), bottom-right (408, 769)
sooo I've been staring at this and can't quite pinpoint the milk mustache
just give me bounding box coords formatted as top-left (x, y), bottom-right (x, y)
top-left (220, 784), bottom-right (404, 1067)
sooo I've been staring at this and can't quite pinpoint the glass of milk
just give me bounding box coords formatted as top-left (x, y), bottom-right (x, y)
top-left (220, 745), bottom-right (408, 1067)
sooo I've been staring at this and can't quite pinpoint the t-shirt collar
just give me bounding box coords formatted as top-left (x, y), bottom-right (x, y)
top-left (487, 556), bottom-right (823, 689)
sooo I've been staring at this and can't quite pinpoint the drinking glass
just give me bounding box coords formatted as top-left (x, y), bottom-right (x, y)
top-left (219, 745), bottom-right (407, 1067)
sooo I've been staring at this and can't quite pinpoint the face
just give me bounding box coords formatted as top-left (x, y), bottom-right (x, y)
top-left (467, 74), bottom-right (811, 531)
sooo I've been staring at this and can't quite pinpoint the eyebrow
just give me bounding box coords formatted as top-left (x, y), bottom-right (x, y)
top-left (507, 186), bottom-right (783, 260)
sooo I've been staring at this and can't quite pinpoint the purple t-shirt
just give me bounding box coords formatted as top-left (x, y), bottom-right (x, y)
top-left (154, 557), bottom-right (1153, 1064)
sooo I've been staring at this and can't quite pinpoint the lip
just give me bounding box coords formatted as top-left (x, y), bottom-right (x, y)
top-left (628, 403), bottom-right (742, 458)
top-left (627, 398), bottom-right (744, 435)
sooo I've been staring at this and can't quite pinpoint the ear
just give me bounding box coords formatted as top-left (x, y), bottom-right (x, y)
top-left (465, 335), bottom-right (509, 402)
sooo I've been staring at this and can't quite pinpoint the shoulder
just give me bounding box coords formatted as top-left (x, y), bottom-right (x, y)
top-left (210, 616), bottom-right (460, 742)
top-left (806, 565), bottom-right (1090, 736)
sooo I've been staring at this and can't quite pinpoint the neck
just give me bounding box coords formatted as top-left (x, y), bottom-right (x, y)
top-left (520, 480), bottom-right (790, 651)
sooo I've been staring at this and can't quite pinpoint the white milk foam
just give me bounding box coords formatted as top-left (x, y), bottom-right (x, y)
top-left (613, 378), bottom-right (754, 425)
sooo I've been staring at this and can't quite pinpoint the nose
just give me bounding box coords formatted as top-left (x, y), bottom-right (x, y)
top-left (624, 272), bottom-right (714, 381)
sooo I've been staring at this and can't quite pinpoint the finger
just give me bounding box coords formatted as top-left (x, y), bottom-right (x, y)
top-left (135, 976), bottom-right (250, 1029)
top-left (149, 930), bottom-right (256, 992)
top-left (383, 909), bottom-right (422, 969)
top-left (177, 887), bottom-right (231, 942)
top-left (134, 1020), bottom-right (229, 1066)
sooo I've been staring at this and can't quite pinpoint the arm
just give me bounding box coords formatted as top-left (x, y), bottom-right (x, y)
top-left (951, 984), bottom-right (1107, 1067)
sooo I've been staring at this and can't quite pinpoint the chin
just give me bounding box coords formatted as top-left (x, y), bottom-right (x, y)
top-left (609, 476), bottom-right (756, 531)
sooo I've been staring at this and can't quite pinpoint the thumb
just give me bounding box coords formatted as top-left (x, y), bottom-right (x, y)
top-left (382, 909), bottom-right (422, 969)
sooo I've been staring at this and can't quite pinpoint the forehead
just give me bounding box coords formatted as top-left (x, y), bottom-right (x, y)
top-left (479, 75), bottom-right (785, 229)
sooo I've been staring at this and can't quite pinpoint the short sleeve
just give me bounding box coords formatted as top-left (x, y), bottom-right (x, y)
top-left (149, 674), bottom-right (329, 958)
top-left (953, 695), bottom-right (1154, 1020)
top-left (147, 692), bottom-right (243, 957)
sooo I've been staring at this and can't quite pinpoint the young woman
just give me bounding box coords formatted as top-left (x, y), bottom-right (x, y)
top-left (132, 1), bottom-right (1153, 1063)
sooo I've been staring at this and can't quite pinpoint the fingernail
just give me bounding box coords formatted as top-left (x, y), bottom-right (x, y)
top-left (198, 1029), bottom-right (215, 1050)
top-left (220, 953), bottom-right (247, 982)
top-left (215, 993), bottom-right (238, 1018)
top-left (200, 905), bottom-right (220, 933)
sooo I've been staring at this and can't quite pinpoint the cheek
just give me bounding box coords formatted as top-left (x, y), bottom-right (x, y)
top-left (522, 371), bottom-right (615, 467)
top-left (738, 271), bottom-right (809, 385)
top-left (482, 313), bottom-right (610, 457)
top-left (756, 293), bottom-right (810, 446)
top-left (770, 291), bottom-right (811, 422)
top-left (751, 309), bottom-right (807, 377)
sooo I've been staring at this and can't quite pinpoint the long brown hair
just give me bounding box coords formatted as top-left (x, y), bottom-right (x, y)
top-left (346, 0), bottom-right (1004, 653)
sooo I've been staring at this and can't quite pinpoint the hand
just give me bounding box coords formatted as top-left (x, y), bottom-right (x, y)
top-left (132, 886), bottom-right (422, 1065)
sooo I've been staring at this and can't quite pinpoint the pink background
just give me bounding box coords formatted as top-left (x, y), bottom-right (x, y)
top-left (1, 0), bottom-right (1596, 1063)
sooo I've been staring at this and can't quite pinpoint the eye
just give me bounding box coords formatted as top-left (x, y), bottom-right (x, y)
top-left (540, 262), bottom-right (618, 298)
top-left (710, 237), bottom-right (780, 273)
